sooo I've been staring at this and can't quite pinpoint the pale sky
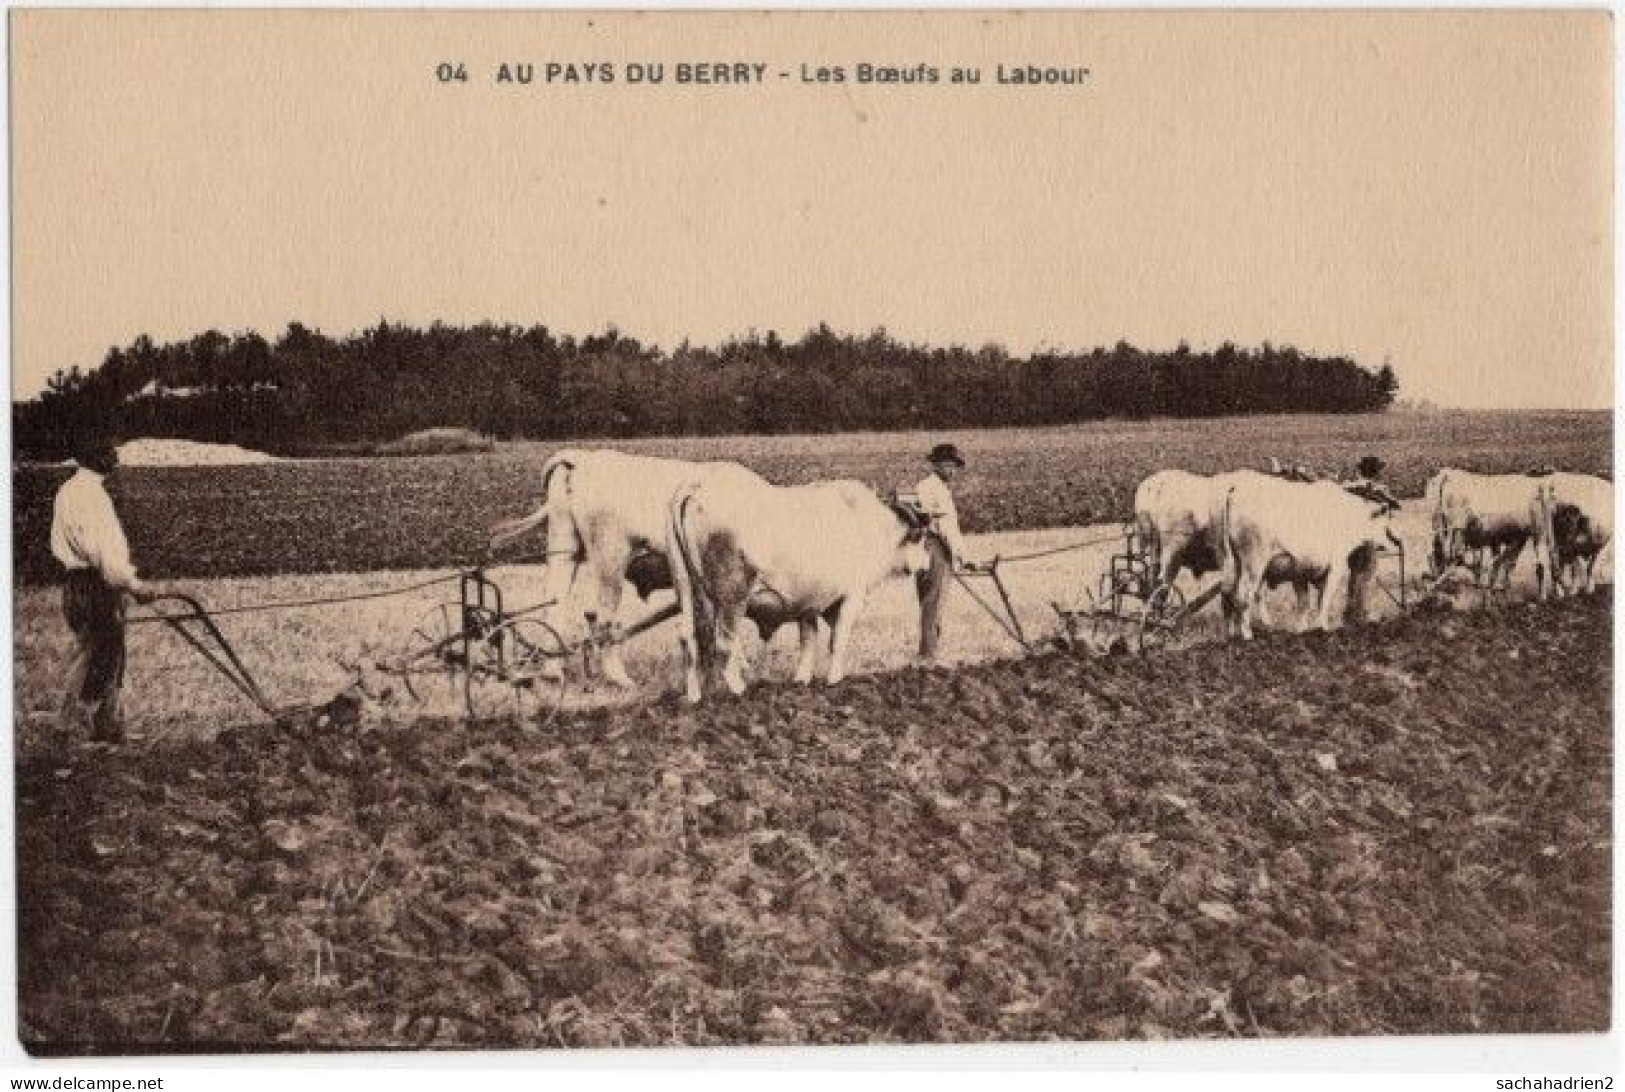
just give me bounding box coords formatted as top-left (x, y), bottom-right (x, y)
top-left (9, 10), bottom-right (1614, 408)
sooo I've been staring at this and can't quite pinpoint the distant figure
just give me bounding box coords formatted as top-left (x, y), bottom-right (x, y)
top-left (1352, 455), bottom-right (1385, 483)
top-left (1343, 454), bottom-right (1401, 512)
top-left (50, 435), bottom-right (159, 743)
top-left (1267, 456), bottom-right (1321, 483)
top-left (911, 442), bottom-right (978, 663)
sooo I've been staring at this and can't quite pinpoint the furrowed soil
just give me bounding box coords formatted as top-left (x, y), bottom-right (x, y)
top-left (17, 592), bottom-right (1611, 1053)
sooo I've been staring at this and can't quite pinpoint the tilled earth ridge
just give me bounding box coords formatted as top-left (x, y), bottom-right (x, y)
top-left (16, 592), bottom-right (1611, 1053)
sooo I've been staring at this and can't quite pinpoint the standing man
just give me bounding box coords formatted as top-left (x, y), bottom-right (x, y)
top-left (51, 435), bottom-right (158, 743)
top-left (912, 442), bottom-right (977, 663)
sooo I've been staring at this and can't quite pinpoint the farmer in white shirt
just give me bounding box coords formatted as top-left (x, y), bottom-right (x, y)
top-left (912, 442), bottom-right (979, 662)
top-left (50, 435), bottom-right (159, 742)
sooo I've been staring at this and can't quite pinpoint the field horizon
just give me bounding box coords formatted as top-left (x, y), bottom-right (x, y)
top-left (12, 410), bottom-right (1613, 585)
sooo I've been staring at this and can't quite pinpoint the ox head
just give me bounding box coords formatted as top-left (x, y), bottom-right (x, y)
top-left (887, 497), bottom-right (934, 575)
top-left (1551, 503), bottom-right (1597, 562)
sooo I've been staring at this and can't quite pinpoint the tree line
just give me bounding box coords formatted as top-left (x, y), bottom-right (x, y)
top-left (13, 321), bottom-right (1399, 458)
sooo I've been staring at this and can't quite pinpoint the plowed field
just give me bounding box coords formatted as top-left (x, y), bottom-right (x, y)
top-left (17, 592), bottom-right (1611, 1053)
top-left (12, 411), bottom-right (1610, 583)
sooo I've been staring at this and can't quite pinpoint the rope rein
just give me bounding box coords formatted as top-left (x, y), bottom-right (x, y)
top-left (126, 571), bottom-right (463, 624)
top-left (985, 527), bottom-right (1133, 565)
top-left (121, 527), bottom-right (1134, 626)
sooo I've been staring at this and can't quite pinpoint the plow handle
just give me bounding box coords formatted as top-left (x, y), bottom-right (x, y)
top-left (145, 594), bottom-right (279, 720)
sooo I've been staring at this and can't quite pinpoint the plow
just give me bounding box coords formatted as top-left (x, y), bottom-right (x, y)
top-left (968, 523), bottom-right (1418, 656)
top-left (381, 568), bottom-right (682, 725)
top-left (133, 568), bottom-right (683, 730)
top-left (129, 514), bottom-right (1507, 731)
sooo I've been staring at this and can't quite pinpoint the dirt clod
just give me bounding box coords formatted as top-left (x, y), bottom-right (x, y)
top-left (15, 593), bottom-right (1612, 1052)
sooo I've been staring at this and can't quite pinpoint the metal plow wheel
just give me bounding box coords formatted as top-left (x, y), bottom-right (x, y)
top-left (391, 604), bottom-right (568, 725)
top-left (462, 617), bottom-right (569, 727)
top-left (393, 602), bottom-right (469, 717)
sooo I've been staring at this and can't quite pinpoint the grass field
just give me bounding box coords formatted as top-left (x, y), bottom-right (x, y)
top-left (12, 410), bottom-right (1611, 583)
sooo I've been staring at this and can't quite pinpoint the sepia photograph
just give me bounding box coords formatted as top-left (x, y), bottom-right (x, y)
top-left (4, 8), bottom-right (1614, 1062)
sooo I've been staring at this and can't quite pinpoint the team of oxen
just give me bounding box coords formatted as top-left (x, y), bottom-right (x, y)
top-left (488, 449), bottom-right (931, 702)
top-left (488, 449), bottom-right (1613, 702)
top-left (1134, 466), bottom-right (1612, 641)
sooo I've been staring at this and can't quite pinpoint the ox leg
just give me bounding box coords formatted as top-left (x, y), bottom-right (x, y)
top-left (1494, 539), bottom-right (1526, 595)
top-left (586, 542), bottom-right (638, 689)
top-left (1318, 562), bottom-right (1347, 631)
top-left (719, 602), bottom-right (751, 696)
top-left (1583, 537), bottom-right (1609, 593)
top-left (1428, 525), bottom-right (1449, 579)
top-left (793, 616), bottom-right (821, 685)
top-left (826, 593), bottom-right (864, 686)
top-left (1252, 584), bottom-right (1275, 631)
top-left (675, 609), bottom-right (703, 704)
top-left (537, 518), bottom-right (581, 681)
top-left (1233, 565), bottom-right (1264, 641)
top-left (1218, 584), bottom-right (1243, 638)
top-left (670, 560), bottom-right (706, 706)
top-left (1291, 579), bottom-right (1316, 633)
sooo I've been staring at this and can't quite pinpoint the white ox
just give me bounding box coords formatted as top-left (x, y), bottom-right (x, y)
top-left (1217, 472), bottom-right (1398, 640)
top-left (666, 478), bottom-right (931, 703)
top-left (488, 448), bottom-right (768, 687)
top-left (1425, 469), bottom-right (1547, 594)
top-left (1535, 472), bottom-right (1614, 595)
top-left (1134, 469), bottom-right (1229, 586)
top-left (1135, 469), bottom-right (1322, 616)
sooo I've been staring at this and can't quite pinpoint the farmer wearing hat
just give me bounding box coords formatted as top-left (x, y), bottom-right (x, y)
top-left (912, 442), bottom-right (978, 662)
top-left (50, 434), bottom-right (160, 743)
top-left (1343, 454), bottom-right (1401, 512)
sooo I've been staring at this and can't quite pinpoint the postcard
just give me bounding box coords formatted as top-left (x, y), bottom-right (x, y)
top-left (7, 9), bottom-right (1613, 1062)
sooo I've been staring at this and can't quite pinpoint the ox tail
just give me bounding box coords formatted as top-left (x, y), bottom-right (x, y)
top-left (488, 507), bottom-right (548, 550)
top-left (666, 482), bottom-right (717, 691)
top-left (1531, 481), bottom-right (1560, 598)
top-left (1427, 471), bottom-right (1452, 577)
top-left (487, 453), bottom-right (578, 552)
top-left (1216, 485), bottom-right (1241, 627)
top-left (1344, 540), bottom-right (1379, 625)
top-left (539, 453), bottom-right (576, 500)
